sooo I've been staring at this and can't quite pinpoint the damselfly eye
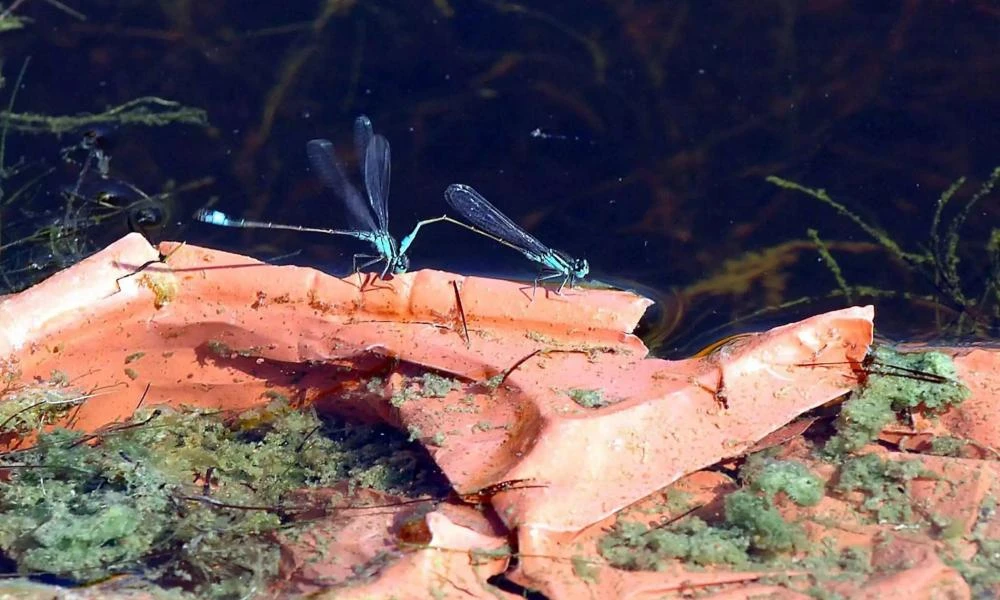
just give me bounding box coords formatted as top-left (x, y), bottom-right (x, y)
top-left (128, 200), bottom-right (168, 234)
top-left (85, 181), bottom-right (140, 208)
top-left (93, 190), bottom-right (129, 207)
top-left (76, 180), bottom-right (170, 236)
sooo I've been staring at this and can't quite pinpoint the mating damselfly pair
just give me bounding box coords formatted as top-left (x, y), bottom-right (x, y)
top-left (194, 115), bottom-right (589, 292)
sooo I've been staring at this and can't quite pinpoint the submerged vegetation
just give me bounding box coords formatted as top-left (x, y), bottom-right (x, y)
top-left (1, 0), bottom-right (995, 350)
top-left (0, 395), bottom-right (444, 598)
top-left (768, 168), bottom-right (1000, 338)
top-left (668, 167), bottom-right (1000, 354)
top-left (669, 164), bottom-right (999, 354)
top-left (0, 50), bottom-right (209, 294)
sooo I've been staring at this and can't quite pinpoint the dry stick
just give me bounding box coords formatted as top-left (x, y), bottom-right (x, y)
top-left (0, 382), bottom-right (116, 433)
top-left (0, 392), bottom-right (85, 432)
top-left (134, 382), bottom-right (151, 411)
top-left (488, 347), bottom-right (592, 390)
top-left (451, 279), bottom-right (470, 347)
top-left (0, 0), bottom-right (28, 19)
top-left (65, 409), bottom-right (162, 449)
top-left (491, 349), bottom-right (543, 390)
top-left (65, 381), bottom-right (127, 429)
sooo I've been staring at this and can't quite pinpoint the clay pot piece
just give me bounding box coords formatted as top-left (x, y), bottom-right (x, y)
top-left (272, 485), bottom-right (513, 598)
top-left (1, 232), bottom-right (997, 599)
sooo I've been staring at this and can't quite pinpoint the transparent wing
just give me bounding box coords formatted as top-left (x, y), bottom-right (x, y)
top-left (306, 138), bottom-right (377, 233)
top-left (353, 115), bottom-right (374, 181)
top-left (363, 134), bottom-right (391, 232)
top-left (444, 184), bottom-right (550, 257)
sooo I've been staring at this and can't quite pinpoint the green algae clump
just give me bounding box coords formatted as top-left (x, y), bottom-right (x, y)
top-left (835, 453), bottom-right (930, 524)
top-left (599, 458), bottom-right (822, 571)
top-left (825, 344), bottom-right (969, 456)
top-left (0, 399), bottom-right (441, 598)
top-left (744, 457), bottom-right (824, 508)
top-left (598, 519), bottom-right (750, 571)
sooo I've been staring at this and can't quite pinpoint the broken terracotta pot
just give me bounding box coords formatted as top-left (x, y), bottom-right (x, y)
top-left (1, 232), bottom-right (996, 599)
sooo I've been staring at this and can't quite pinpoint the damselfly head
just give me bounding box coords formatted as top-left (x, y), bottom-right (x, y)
top-left (128, 200), bottom-right (168, 234)
top-left (80, 124), bottom-right (117, 153)
top-left (572, 257), bottom-right (590, 279)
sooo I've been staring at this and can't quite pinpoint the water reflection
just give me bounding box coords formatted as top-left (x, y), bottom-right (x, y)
top-left (0, 0), bottom-right (996, 343)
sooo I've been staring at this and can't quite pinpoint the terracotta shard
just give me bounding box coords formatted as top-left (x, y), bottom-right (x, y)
top-left (10, 232), bottom-right (995, 599)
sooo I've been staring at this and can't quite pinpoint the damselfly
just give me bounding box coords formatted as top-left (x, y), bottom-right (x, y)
top-left (443, 183), bottom-right (589, 292)
top-left (195, 116), bottom-right (446, 277)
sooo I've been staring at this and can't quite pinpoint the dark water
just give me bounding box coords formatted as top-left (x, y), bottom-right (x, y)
top-left (1, 1), bottom-right (997, 353)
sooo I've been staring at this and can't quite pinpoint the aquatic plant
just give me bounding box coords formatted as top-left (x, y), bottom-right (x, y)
top-left (768, 167), bottom-right (1000, 337)
top-left (0, 58), bottom-right (209, 293)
